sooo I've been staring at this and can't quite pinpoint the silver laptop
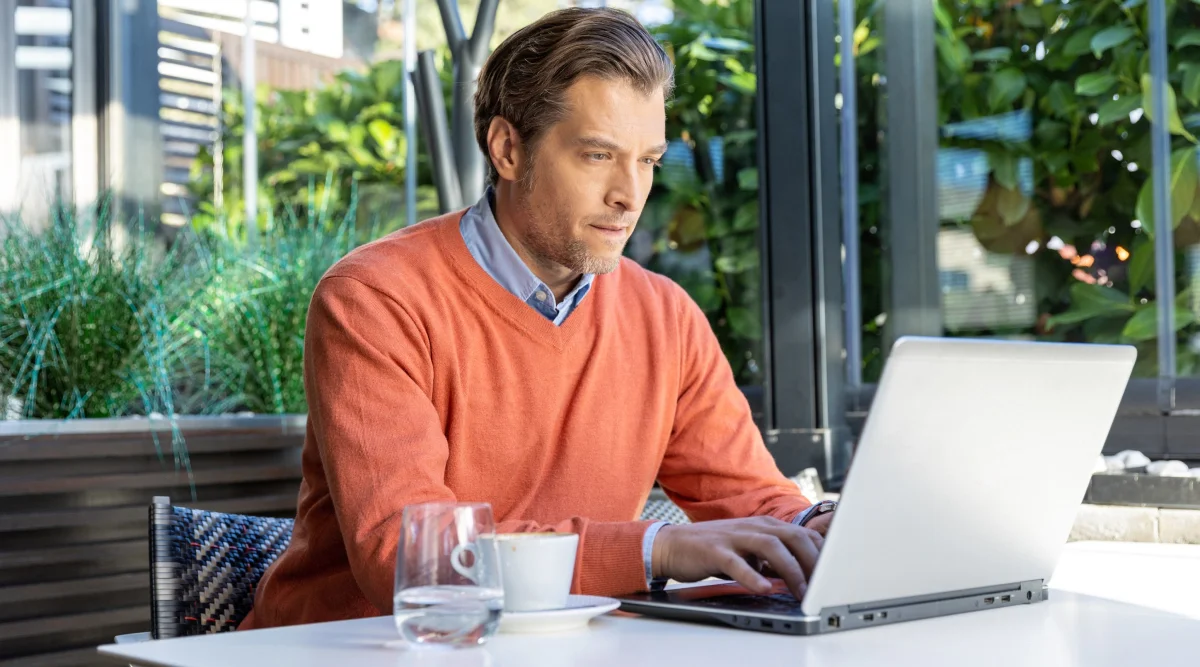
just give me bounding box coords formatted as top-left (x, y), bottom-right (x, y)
top-left (617, 337), bottom-right (1136, 634)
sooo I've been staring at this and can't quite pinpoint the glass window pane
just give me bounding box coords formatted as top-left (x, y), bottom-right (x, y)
top-left (846, 0), bottom-right (1195, 385)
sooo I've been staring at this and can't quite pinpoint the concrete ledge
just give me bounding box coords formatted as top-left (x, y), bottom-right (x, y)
top-left (1070, 504), bottom-right (1200, 544)
top-left (1159, 509), bottom-right (1200, 544)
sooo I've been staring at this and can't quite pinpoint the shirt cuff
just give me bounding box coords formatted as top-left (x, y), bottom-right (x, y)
top-left (642, 520), bottom-right (669, 588)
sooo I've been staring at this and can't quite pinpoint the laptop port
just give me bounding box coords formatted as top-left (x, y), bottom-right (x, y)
top-left (862, 613), bottom-right (875, 622)
top-left (828, 615), bottom-right (841, 628)
top-left (984, 597), bottom-right (995, 605)
top-left (1001, 595), bottom-right (1012, 603)
top-left (762, 620), bottom-right (774, 629)
top-left (879, 611), bottom-right (888, 620)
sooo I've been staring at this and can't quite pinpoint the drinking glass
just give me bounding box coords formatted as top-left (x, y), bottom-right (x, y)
top-left (393, 502), bottom-right (504, 647)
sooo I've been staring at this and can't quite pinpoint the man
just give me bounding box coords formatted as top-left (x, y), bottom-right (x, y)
top-left (241, 7), bottom-right (834, 630)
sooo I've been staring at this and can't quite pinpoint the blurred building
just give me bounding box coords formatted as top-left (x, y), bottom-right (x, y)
top-left (0, 0), bottom-right (368, 227)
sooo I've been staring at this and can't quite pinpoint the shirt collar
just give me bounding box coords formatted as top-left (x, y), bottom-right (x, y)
top-left (460, 188), bottom-right (595, 309)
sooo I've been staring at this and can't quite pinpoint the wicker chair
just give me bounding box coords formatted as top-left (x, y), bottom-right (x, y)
top-left (115, 497), bottom-right (294, 643)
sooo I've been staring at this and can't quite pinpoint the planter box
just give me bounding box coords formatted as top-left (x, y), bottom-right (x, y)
top-left (0, 415), bottom-right (306, 665)
top-left (1084, 473), bottom-right (1200, 510)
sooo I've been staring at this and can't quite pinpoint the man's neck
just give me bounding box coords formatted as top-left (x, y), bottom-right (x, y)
top-left (491, 184), bottom-right (583, 303)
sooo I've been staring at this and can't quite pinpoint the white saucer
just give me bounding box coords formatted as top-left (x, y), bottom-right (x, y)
top-left (499, 595), bottom-right (620, 634)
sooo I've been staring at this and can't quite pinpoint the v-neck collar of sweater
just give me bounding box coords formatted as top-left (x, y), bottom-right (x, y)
top-left (437, 211), bottom-right (602, 351)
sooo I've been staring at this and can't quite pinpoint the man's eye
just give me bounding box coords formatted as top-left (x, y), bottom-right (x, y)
top-left (587, 153), bottom-right (608, 161)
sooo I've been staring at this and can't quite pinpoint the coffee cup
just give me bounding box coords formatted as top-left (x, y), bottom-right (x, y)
top-left (495, 532), bottom-right (579, 612)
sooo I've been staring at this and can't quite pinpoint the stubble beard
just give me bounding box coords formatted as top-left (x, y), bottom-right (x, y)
top-left (516, 163), bottom-right (625, 276)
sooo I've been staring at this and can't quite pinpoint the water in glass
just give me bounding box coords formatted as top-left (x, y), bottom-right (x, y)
top-left (394, 585), bottom-right (503, 644)
top-left (393, 502), bottom-right (505, 648)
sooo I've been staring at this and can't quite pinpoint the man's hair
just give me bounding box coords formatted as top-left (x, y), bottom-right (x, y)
top-left (474, 7), bottom-right (675, 186)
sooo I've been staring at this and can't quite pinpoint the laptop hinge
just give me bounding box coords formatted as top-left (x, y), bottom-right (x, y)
top-left (816, 579), bottom-right (1047, 633)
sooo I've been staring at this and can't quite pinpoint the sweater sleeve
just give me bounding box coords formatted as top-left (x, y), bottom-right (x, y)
top-left (305, 276), bottom-right (652, 613)
top-left (655, 285), bottom-right (813, 524)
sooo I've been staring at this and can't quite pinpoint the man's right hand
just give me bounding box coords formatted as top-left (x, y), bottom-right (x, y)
top-left (651, 517), bottom-right (825, 599)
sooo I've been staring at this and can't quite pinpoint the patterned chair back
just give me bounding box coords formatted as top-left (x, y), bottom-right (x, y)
top-left (149, 497), bottom-right (294, 638)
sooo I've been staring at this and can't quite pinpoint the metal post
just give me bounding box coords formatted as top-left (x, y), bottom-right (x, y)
top-left (0, 1), bottom-right (19, 214)
top-left (101, 0), bottom-right (163, 224)
top-left (755, 0), bottom-right (848, 484)
top-left (416, 50), bottom-right (462, 212)
top-left (73, 0), bottom-right (100, 208)
top-left (417, 0), bottom-right (498, 210)
top-left (1149, 0), bottom-right (1175, 410)
top-left (838, 0), bottom-right (861, 392)
top-left (242, 0), bottom-right (258, 244)
top-left (881, 0), bottom-right (941, 348)
top-left (403, 0), bottom-right (417, 228)
top-left (451, 0), bottom-right (497, 204)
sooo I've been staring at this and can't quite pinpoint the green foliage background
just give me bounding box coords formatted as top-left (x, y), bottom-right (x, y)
top-left (12, 0), bottom-right (1200, 421)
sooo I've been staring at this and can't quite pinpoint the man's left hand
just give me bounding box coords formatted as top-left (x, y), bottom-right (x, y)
top-left (803, 510), bottom-right (833, 536)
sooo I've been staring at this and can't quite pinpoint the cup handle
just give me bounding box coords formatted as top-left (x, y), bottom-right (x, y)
top-left (450, 543), bottom-right (479, 583)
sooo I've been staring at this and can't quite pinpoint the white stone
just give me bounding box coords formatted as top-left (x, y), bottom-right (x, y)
top-left (1093, 456), bottom-right (1109, 474)
top-left (1147, 460), bottom-right (1191, 477)
top-left (1113, 450), bottom-right (1151, 471)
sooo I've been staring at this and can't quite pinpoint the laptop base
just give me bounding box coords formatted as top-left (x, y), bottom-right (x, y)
top-left (618, 579), bottom-right (1047, 636)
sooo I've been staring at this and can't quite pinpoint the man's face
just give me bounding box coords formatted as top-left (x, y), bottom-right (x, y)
top-left (511, 76), bottom-right (667, 275)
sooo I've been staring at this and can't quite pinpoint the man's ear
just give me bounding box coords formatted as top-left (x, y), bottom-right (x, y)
top-left (486, 116), bottom-right (525, 183)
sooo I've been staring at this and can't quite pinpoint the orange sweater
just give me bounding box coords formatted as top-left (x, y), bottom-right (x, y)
top-left (241, 211), bottom-right (811, 629)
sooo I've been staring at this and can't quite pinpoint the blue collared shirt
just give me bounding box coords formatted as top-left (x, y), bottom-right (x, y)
top-left (459, 188), bottom-right (594, 326)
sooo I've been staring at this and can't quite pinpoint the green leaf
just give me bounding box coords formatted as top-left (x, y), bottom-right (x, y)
top-left (1135, 147), bottom-right (1200, 236)
top-left (366, 119), bottom-right (398, 156)
top-left (1017, 5), bottom-right (1043, 28)
top-left (1091, 26), bottom-right (1136, 59)
top-left (996, 187), bottom-right (1031, 225)
top-left (732, 201), bottom-right (758, 231)
top-left (685, 41), bottom-right (720, 62)
top-left (1047, 283), bottom-right (1135, 329)
top-left (1063, 27), bottom-right (1102, 57)
top-left (718, 71), bottom-right (756, 95)
top-left (1183, 65), bottom-right (1200, 107)
top-left (1122, 304), bottom-right (1197, 342)
top-left (936, 34), bottom-right (972, 74)
top-left (737, 167), bottom-right (758, 191)
top-left (727, 307), bottom-right (763, 341)
top-left (1175, 30), bottom-right (1200, 49)
top-left (1097, 94), bottom-right (1143, 126)
top-left (371, 60), bottom-right (405, 97)
top-left (1128, 239), bottom-right (1154, 296)
top-left (988, 68), bottom-right (1027, 110)
top-left (973, 47), bottom-right (1012, 63)
top-left (1141, 73), bottom-right (1199, 143)
top-left (1036, 119), bottom-right (1069, 145)
top-left (989, 152), bottom-right (1021, 191)
top-left (933, 2), bottom-right (954, 33)
top-left (1075, 72), bottom-right (1117, 96)
top-left (325, 120), bottom-right (350, 143)
top-left (1046, 81), bottom-right (1077, 116)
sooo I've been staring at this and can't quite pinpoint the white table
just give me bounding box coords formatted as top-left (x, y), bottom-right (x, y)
top-left (98, 541), bottom-right (1200, 667)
